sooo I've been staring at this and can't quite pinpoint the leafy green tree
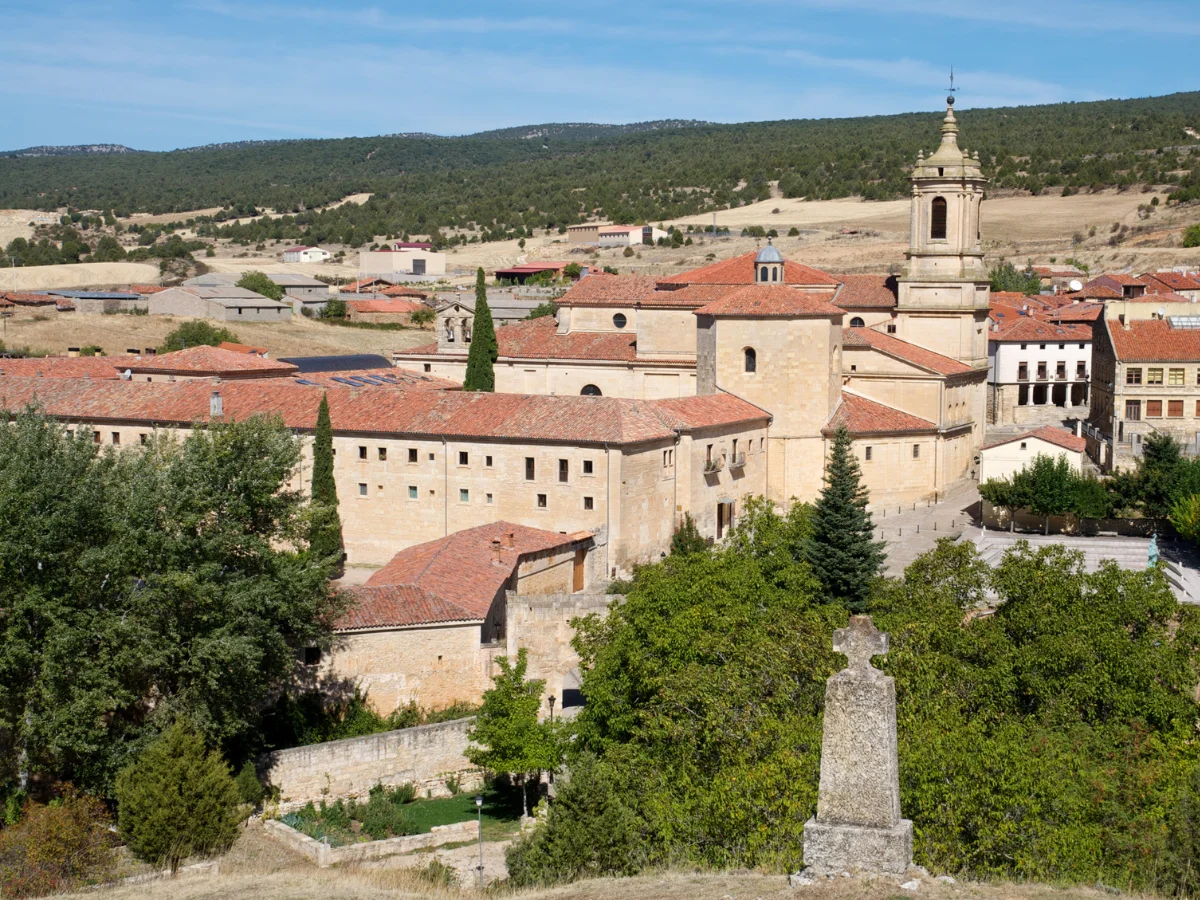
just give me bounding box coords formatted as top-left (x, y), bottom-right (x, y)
top-left (235, 270), bottom-right (284, 301)
top-left (1019, 453), bottom-right (1075, 533)
top-left (90, 235), bottom-right (126, 262)
top-left (979, 476), bottom-right (1029, 531)
top-left (1182, 224), bottom-right (1200, 249)
top-left (410, 305), bottom-right (435, 326)
top-left (115, 722), bottom-right (241, 871)
top-left (322, 297), bottom-right (347, 319)
top-left (805, 426), bottom-right (885, 609)
top-left (463, 267), bottom-right (497, 391)
top-left (159, 320), bottom-right (238, 352)
top-left (670, 512), bottom-right (708, 556)
top-left (989, 260), bottom-right (1042, 294)
top-left (309, 394), bottom-right (343, 569)
top-left (1170, 494), bottom-right (1200, 543)
top-left (466, 649), bottom-right (557, 817)
top-left (0, 411), bottom-right (340, 794)
top-left (0, 787), bottom-right (114, 896)
top-left (562, 263), bottom-right (582, 278)
top-left (526, 301), bottom-right (558, 320)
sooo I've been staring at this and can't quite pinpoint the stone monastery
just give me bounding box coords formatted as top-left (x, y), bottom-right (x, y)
top-left (0, 98), bottom-right (990, 583)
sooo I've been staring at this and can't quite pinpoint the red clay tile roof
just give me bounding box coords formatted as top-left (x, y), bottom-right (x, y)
top-left (842, 328), bottom-right (973, 375)
top-left (273, 368), bottom-right (459, 391)
top-left (0, 356), bottom-right (137, 379)
top-left (989, 291), bottom-right (1055, 312)
top-left (127, 346), bottom-right (299, 377)
top-left (218, 341), bottom-right (269, 355)
top-left (557, 275), bottom-right (662, 307)
top-left (984, 426), bottom-right (1087, 453)
top-left (380, 285), bottom-right (429, 299)
top-left (0, 378), bottom-right (764, 445)
top-left (340, 522), bottom-right (589, 630)
top-left (649, 284), bottom-right (740, 306)
top-left (1096, 273), bottom-right (1147, 288)
top-left (1045, 303), bottom-right (1103, 323)
top-left (343, 277), bottom-right (395, 292)
top-left (658, 251), bottom-right (839, 287)
top-left (1107, 318), bottom-right (1200, 362)
top-left (831, 274), bottom-right (898, 309)
top-left (1031, 266), bottom-right (1084, 277)
top-left (693, 285), bottom-right (842, 318)
top-left (129, 284), bottom-right (168, 294)
top-left (0, 292), bottom-right (56, 305)
top-left (1143, 272), bottom-right (1200, 293)
top-left (1120, 290), bottom-right (1194, 304)
top-left (990, 318), bottom-right (1092, 343)
top-left (397, 317), bottom-right (653, 363)
top-left (1064, 284), bottom-right (1122, 300)
top-left (346, 298), bottom-right (425, 315)
top-left (823, 392), bottom-right (937, 436)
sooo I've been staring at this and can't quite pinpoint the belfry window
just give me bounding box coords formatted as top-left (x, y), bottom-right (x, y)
top-left (744, 347), bottom-right (757, 373)
top-left (850, 316), bottom-right (865, 328)
top-left (930, 197), bottom-right (948, 240)
top-left (760, 266), bottom-right (769, 282)
top-left (771, 267), bottom-right (778, 282)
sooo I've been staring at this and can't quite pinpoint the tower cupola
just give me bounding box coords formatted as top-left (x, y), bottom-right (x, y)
top-left (754, 239), bottom-right (784, 283)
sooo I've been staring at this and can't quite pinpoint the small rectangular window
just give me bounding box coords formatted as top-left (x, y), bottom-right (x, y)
top-left (460, 488), bottom-right (470, 502)
top-left (1020, 343), bottom-right (1028, 350)
top-left (1056, 361), bottom-right (1066, 380)
top-left (525, 457), bottom-right (535, 480)
top-left (1169, 400), bottom-right (1184, 418)
top-left (139, 433), bottom-right (148, 445)
top-left (1147, 400), bottom-right (1163, 417)
top-left (1079, 343), bottom-right (1086, 349)
top-left (559, 459), bottom-right (569, 483)
top-left (485, 455), bottom-right (493, 467)
top-left (358, 446), bottom-right (367, 460)
top-left (378, 447), bottom-right (387, 461)
top-left (423, 363), bottom-right (432, 372)
top-left (912, 444), bottom-right (920, 459)
top-left (1126, 399), bottom-right (1141, 420)
top-left (486, 493), bottom-right (494, 504)
top-left (537, 493), bottom-right (547, 509)
top-left (1127, 368), bottom-right (1142, 385)
top-left (303, 647), bottom-right (322, 666)
top-left (1170, 368), bottom-right (1186, 386)
top-left (583, 459), bottom-right (594, 474)
top-left (1076, 362), bottom-right (1086, 379)
top-left (1018, 362), bottom-right (1028, 380)
top-left (1037, 362), bottom-right (1047, 380)
top-left (459, 451), bottom-right (469, 466)
top-left (1020, 442), bottom-right (1027, 450)
top-left (1039, 343), bottom-right (1046, 350)
top-left (584, 496), bottom-right (594, 510)
top-left (408, 448), bottom-right (418, 463)
top-left (358, 482), bottom-right (368, 496)
top-left (93, 431), bottom-right (101, 444)
top-left (111, 432), bottom-right (120, 445)
top-left (1058, 343), bottom-right (1065, 350)
top-left (408, 485), bottom-right (417, 499)
top-left (1148, 368), bottom-right (1164, 385)
top-left (865, 446), bottom-right (872, 461)
top-left (428, 452), bottom-right (435, 461)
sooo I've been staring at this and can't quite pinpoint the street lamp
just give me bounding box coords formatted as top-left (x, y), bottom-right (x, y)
top-left (548, 694), bottom-right (555, 722)
top-left (475, 793), bottom-right (484, 889)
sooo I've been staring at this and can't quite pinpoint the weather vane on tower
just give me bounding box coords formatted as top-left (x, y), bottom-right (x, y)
top-left (947, 66), bottom-right (958, 106)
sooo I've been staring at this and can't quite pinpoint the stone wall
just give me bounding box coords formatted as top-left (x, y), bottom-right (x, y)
top-left (264, 819), bottom-right (475, 867)
top-left (260, 718), bottom-right (481, 809)
top-left (505, 590), bottom-right (615, 710)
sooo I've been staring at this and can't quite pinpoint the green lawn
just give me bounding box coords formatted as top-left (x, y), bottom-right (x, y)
top-left (406, 786), bottom-right (523, 839)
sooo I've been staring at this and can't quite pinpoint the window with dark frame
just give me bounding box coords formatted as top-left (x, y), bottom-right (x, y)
top-left (1127, 368), bottom-right (1142, 385)
top-left (537, 493), bottom-right (547, 509)
top-left (459, 451), bottom-right (469, 465)
top-left (583, 459), bottom-right (593, 474)
top-left (1126, 399), bottom-right (1141, 420)
top-left (558, 459), bottom-right (568, 483)
top-left (584, 496), bottom-right (594, 510)
top-left (525, 457), bottom-right (535, 480)
top-left (358, 446), bottom-right (367, 460)
top-left (930, 196), bottom-right (948, 240)
top-left (408, 448), bottom-right (418, 462)
top-left (378, 447), bottom-right (387, 461)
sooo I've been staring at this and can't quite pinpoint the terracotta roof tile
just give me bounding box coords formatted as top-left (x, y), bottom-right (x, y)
top-left (1107, 318), bottom-right (1200, 362)
top-left (1097, 273), bottom-right (1147, 288)
top-left (0, 378), bottom-right (764, 445)
top-left (0, 292), bottom-right (56, 305)
top-left (396, 317), bottom-right (652, 363)
top-left (693, 285), bottom-right (842, 318)
top-left (340, 522), bottom-right (590, 629)
top-left (343, 277), bottom-right (395, 292)
top-left (1120, 290), bottom-right (1194, 304)
top-left (984, 426), bottom-right (1087, 453)
top-left (843, 328), bottom-right (973, 375)
top-left (831, 274), bottom-right (898, 309)
top-left (1065, 283), bottom-right (1122, 300)
top-left (346, 298), bottom-right (426, 314)
top-left (218, 342), bottom-right (269, 355)
top-left (0, 356), bottom-right (136, 379)
top-left (557, 275), bottom-right (661, 306)
top-left (273, 368), bottom-right (458, 391)
top-left (1143, 272), bottom-right (1200, 293)
top-left (989, 318), bottom-right (1091, 343)
top-left (1045, 303), bottom-right (1103, 324)
top-left (658, 251), bottom-right (839, 287)
top-left (127, 346), bottom-right (299, 377)
top-left (128, 284), bottom-right (168, 294)
top-left (823, 392), bottom-right (937, 436)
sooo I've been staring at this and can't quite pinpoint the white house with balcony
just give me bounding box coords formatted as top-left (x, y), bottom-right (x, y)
top-left (987, 316), bottom-right (1092, 424)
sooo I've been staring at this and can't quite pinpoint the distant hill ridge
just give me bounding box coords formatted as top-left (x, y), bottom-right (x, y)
top-left (1, 92), bottom-right (1197, 230)
top-left (5, 144), bottom-right (137, 158)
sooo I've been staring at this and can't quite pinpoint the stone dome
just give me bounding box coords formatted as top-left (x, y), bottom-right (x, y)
top-left (756, 240), bottom-right (783, 264)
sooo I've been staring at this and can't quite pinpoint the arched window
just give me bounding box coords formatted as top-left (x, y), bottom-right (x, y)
top-left (612, 313), bottom-right (627, 329)
top-left (771, 267), bottom-right (778, 282)
top-left (581, 384), bottom-right (602, 396)
top-left (930, 196), bottom-right (948, 240)
top-left (760, 266), bottom-right (769, 282)
top-left (744, 347), bottom-right (757, 373)
top-left (849, 316), bottom-right (865, 328)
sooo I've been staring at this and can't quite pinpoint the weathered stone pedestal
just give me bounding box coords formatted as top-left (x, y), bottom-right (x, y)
top-left (802, 615), bottom-right (913, 876)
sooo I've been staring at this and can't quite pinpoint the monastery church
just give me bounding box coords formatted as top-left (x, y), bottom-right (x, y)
top-left (397, 97), bottom-right (990, 515)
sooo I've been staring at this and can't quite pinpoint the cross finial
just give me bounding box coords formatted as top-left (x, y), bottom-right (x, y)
top-left (946, 66), bottom-right (958, 107)
top-left (832, 615), bottom-right (888, 672)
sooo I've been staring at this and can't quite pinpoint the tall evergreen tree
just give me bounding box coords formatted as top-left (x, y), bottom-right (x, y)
top-left (309, 393), bottom-right (343, 568)
top-left (805, 425), bottom-right (885, 610)
top-left (463, 267), bottom-right (497, 391)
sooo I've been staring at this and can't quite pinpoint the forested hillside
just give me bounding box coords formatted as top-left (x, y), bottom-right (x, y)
top-left (2, 92), bottom-right (1198, 247)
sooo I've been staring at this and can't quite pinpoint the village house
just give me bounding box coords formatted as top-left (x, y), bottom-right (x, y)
top-left (358, 245), bottom-right (446, 280)
top-left (986, 317), bottom-right (1092, 424)
top-left (148, 285), bottom-right (293, 322)
top-left (283, 246), bottom-right (332, 263)
top-left (979, 425), bottom-right (1088, 483)
top-left (343, 297), bottom-right (428, 324)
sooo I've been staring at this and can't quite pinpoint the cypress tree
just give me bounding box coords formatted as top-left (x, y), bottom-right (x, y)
top-left (463, 267), bottom-right (497, 391)
top-left (805, 425), bottom-right (886, 611)
top-left (309, 393), bottom-right (343, 567)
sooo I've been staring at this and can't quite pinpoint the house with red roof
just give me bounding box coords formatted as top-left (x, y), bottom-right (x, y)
top-left (987, 316), bottom-right (1093, 425)
top-left (326, 522), bottom-right (599, 713)
top-left (979, 426), bottom-right (1087, 483)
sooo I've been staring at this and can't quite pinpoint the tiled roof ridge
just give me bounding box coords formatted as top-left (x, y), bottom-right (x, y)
top-left (845, 327), bottom-right (973, 375)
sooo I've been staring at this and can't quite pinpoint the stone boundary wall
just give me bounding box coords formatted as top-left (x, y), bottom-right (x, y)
top-left (260, 717), bottom-right (481, 810)
top-left (264, 818), bottom-right (475, 867)
top-left (981, 500), bottom-right (1157, 537)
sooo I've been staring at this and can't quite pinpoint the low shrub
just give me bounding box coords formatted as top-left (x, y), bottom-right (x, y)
top-left (234, 762), bottom-right (265, 808)
top-left (0, 788), bottom-right (115, 898)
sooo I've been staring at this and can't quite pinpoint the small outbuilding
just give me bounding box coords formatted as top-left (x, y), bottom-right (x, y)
top-left (979, 426), bottom-right (1087, 484)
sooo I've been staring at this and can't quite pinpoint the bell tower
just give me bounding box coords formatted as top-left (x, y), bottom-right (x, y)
top-left (894, 94), bottom-right (990, 369)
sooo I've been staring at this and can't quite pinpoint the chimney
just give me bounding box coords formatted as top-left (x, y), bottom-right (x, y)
top-left (504, 530), bottom-right (515, 550)
top-left (491, 538), bottom-right (503, 565)
top-left (1076, 421), bottom-right (1082, 438)
top-left (210, 390), bottom-right (223, 418)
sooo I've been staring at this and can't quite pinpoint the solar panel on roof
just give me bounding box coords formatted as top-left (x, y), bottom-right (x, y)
top-left (294, 378), bottom-right (319, 386)
top-left (1168, 317), bottom-right (1200, 330)
top-left (331, 377), bottom-right (358, 386)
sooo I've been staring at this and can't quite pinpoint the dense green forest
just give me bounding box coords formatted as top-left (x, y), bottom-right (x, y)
top-left (1, 92), bottom-right (1198, 249)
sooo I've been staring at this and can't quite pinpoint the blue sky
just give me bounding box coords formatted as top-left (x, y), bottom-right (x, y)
top-left (1, 0), bottom-right (1196, 151)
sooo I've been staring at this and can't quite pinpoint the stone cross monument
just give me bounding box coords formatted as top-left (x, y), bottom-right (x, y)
top-left (802, 615), bottom-right (913, 874)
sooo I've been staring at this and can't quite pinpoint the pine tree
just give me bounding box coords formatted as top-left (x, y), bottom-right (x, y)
top-left (463, 267), bottom-right (497, 391)
top-left (805, 425), bottom-right (886, 610)
top-left (309, 393), bottom-right (343, 568)
top-left (114, 722), bottom-right (242, 872)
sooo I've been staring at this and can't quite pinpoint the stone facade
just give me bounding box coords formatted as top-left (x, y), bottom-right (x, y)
top-left (260, 717), bottom-right (480, 810)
